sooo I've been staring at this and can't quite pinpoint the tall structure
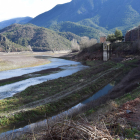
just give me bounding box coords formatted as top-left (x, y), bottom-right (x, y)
top-left (103, 41), bottom-right (111, 61)
top-left (100, 36), bottom-right (106, 43)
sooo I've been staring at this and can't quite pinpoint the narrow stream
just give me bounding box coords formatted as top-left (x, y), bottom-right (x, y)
top-left (0, 83), bottom-right (115, 139)
top-left (0, 57), bottom-right (88, 99)
top-left (0, 57), bottom-right (116, 139)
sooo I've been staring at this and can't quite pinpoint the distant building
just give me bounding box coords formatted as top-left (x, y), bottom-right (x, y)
top-left (125, 25), bottom-right (140, 42)
top-left (100, 36), bottom-right (106, 43)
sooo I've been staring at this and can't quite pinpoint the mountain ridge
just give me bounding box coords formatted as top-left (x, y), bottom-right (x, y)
top-left (0, 17), bottom-right (33, 30)
top-left (29, 0), bottom-right (140, 35)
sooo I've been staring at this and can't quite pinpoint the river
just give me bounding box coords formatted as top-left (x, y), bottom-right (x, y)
top-left (0, 57), bottom-right (88, 99)
top-left (0, 57), bottom-right (115, 139)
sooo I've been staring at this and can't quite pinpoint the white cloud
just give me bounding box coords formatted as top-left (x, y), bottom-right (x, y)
top-left (0, 0), bottom-right (71, 22)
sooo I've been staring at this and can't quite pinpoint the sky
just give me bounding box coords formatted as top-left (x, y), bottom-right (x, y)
top-left (0, 0), bottom-right (72, 22)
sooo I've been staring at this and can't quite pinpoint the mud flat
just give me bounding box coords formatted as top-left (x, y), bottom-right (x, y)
top-left (0, 51), bottom-right (71, 71)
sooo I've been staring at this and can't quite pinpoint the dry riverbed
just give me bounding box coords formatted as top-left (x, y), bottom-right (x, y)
top-left (0, 51), bottom-right (71, 71)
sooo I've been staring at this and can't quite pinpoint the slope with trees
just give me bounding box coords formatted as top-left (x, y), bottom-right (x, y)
top-left (0, 34), bottom-right (30, 52)
top-left (0, 24), bottom-right (72, 51)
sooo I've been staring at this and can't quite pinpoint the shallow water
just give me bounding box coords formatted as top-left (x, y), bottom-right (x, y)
top-left (0, 83), bottom-right (114, 138)
top-left (0, 57), bottom-right (83, 80)
top-left (0, 57), bottom-right (88, 99)
top-left (0, 57), bottom-right (115, 139)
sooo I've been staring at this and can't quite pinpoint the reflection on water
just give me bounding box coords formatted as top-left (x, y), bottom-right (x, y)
top-left (0, 56), bottom-right (115, 139)
top-left (0, 83), bottom-right (114, 138)
top-left (0, 57), bottom-right (88, 99)
top-left (82, 84), bottom-right (113, 104)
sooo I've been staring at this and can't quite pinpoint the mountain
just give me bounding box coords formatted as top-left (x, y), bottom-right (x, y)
top-left (29, 0), bottom-right (140, 34)
top-left (49, 21), bottom-right (108, 40)
top-left (57, 31), bottom-right (81, 43)
top-left (0, 17), bottom-right (33, 29)
top-left (0, 24), bottom-right (72, 51)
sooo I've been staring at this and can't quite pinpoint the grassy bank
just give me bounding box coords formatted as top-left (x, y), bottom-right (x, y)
top-left (82, 84), bottom-right (140, 139)
top-left (0, 58), bottom-right (139, 127)
top-left (5, 67), bottom-right (140, 140)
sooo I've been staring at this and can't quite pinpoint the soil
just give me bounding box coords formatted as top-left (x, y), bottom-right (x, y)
top-left (120, 97), bottom-right (140, 127)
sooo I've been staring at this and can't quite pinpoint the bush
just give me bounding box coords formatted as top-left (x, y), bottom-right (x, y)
top-left (71, 39), bottom-right (80, 52)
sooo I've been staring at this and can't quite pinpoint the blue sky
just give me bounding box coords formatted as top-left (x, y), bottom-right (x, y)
top-left (0, 0), bottom-right (71, 22)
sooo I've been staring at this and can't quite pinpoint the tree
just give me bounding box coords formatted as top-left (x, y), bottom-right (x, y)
top-left (107, 29), bottom-right (123, 42)
top-left (71, 39), bottom-right (80, 52)
top-left (115, 29), bottom-right (123, 40)
top-left (106, 34), bottom-right (116, 43)
top-left (22, 39), bottom-right (28, 46)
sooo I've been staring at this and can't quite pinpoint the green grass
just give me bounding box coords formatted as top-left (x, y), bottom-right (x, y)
top-left (0, 59), bottom-right (139, 127)
top-left (0, 67), bottom-right (122, 126)
top-left (0, 61), bottom-right (116, 111)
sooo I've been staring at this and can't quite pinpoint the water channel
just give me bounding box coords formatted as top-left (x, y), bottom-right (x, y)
top-left (0, 84), bottom-right (114, 139)
top-left (0, 56), bottom-right (115, 139)
top-left (0, 57), bottom-right (88, 100)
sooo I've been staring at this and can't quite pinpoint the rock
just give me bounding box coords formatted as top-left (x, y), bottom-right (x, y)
top-left (126, 110), bottom-right (133, 114)
top-left (79, 79), bottom-right (84, 82)
top-left (135, 134), bottom-right (140, 139)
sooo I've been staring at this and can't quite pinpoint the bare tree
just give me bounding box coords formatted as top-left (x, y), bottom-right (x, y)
top-left (79, 36), bottom-right (97, 50)
top-left (71, 39), bottom-right (80, 52)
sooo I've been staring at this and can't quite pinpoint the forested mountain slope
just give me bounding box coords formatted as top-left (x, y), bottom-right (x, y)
top-left (0, 24), bottom-right (72, 51)
top-left (29, 0), bottom-right (140, 35)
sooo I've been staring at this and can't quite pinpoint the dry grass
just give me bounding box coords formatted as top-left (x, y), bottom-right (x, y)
top-left (9, 118), bottom-right (113, 140)
top-left (2, 99), bottom-right (139, 140)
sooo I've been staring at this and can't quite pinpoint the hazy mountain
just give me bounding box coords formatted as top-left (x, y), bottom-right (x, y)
top-left (29, 0), bottom-right (140, 34)
top-left (0, 24), bottom-right (72, 51)
top-left (0, 17), bottom-right (33, 29)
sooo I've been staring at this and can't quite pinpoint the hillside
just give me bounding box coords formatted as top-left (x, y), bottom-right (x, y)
top-left (0, 17), bottom-right (32, 30)
top-left (0, 24), bottom-right (72, 51)
top-left (57, 31), bottom-right (81, 43)
top-left (29, 0), bottom-right (140, 35)
top-left (49, 21), bottom-right (107, 40)
top-left (0, 34), bottom-right (31, 52)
